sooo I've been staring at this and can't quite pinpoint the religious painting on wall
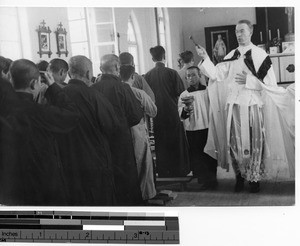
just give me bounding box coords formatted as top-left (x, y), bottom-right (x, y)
top-left (58, 34), bottom-right (65, 51)
top-left (36, 20), bottom-right (52, 58)
top-left (205, 25), bottom-right (238, 64)
top-left (211, 30), bottom-right (229, 64)
top-left (55, 22), bottom-right (69, 57)
top-left (40, 33), bottom-right (50, 51)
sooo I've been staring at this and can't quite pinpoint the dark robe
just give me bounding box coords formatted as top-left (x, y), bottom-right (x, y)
top-left (56, 79), bottom-right (120, 206)
top-left (144, 62), bottom-right (190, 177)
top-left (0, 80), bottom-right (79, 206)
top-left (92, 74), bottom-right (144, 206)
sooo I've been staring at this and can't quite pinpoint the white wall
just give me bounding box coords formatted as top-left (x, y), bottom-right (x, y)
top-left (26, 7), bottom-right (72, 63)
top-left (7, 7), bottom-right (257, 72)
top-left (168, 8), bottom-right (184, 69)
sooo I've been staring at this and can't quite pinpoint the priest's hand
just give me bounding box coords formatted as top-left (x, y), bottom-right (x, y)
top-left (196, 45), bottom-right (208, 61)
top-left (44, 71), bottom-right (55, 86)
top-left (235, 71), bottom-right (247, 84)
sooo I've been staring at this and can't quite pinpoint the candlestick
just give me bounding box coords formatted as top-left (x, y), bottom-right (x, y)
top-left (260, 32), bottom-right (263, 43)
top-left (269, 30), bottom-right (271, 41)
top-left (277, 29), bottom-right (280, 39)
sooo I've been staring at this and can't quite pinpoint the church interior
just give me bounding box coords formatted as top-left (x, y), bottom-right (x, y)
top-left (0, 6), bottom-right (295, 207)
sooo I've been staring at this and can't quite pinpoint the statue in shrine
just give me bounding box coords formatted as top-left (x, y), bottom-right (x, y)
top-left (213, 34), bottom-right (227, 64)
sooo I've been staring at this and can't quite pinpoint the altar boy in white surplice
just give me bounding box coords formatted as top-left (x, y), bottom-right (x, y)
top-left (178, 66), bottom-right (218, 190)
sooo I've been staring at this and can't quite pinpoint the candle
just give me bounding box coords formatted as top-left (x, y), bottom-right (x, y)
top-left (277, 29), bottom-right (280, 39)
top-left (269, 30), bottom-right (271, 41)
top-left (260, 32), bottom-right (263, 43)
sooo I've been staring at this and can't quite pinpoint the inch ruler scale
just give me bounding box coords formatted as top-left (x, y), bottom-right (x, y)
top-left (0, 211), bottom-right (179, 244)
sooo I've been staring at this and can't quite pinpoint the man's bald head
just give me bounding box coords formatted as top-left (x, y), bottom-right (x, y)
top-left (100, 54), bottom-right (119, 76)
top-left (10, 59), bottom-right (40, 90)
top-left (68, 55), bottom-right (93, 83)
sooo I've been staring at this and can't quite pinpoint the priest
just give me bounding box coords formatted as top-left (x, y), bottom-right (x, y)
top-left (195, 19), bottom-right (294, 193)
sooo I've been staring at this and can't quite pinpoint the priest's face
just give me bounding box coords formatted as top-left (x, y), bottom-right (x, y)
top-left (186, 68), bottom-right (200, 88)
top-left (235, 23), bottom-right (252, 46)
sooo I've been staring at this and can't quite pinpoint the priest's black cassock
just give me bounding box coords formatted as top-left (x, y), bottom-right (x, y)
top-left (92, 74), bottom-right (144, 205)
top-left (56, 79), bottom-right (120, 206)
top-left (144, 62), bottom-right (190, 177)
top-left (0, 79), bottom-right (79, 205)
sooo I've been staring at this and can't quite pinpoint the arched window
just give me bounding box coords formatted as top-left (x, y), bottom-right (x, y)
top-left (156, 7), bottom-right (166, 49)
top-left (0, 7), bottom-right (22, 59)
top-left (127, 15), bottom-right (140, 73)
top-left (155, 8), bottom-right (172, 68)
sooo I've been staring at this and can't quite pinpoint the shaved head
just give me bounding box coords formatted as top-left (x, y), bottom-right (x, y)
top-left (100, 54), bottom-right (119, 76)
top-left (48, 58), bottom-right (69, 74)
top-left (119, 52), bottom-right (134, 66)
top-left (68, 55), bottom-right (93, 83)
top-left (10, 59), bottom-right (40, 90)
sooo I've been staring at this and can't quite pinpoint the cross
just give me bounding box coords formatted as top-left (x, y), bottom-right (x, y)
top-left (58, 22), bottom-right (63, 29)
top-left (41, 20), bottom-right (46, 27)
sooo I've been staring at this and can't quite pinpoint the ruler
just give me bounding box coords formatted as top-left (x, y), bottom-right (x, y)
top-left (0, 211), bottom-right (179, 244)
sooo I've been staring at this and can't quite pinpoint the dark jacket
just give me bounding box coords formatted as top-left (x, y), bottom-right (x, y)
top-left (0, 80), bottom-right (79, 206)
top-left (56, 79), bottom-right (120, 206)
top-left (92, 74), bottom-right (143, 205)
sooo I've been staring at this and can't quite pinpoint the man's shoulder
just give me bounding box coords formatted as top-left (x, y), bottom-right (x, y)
top-left (165, 66), bottom-right (178, 73)
top-left (93, 74), bottom-right (120, 88)
top-left (134, 72), bottom-right (143, 79)
top-left (64, 79), bottom-right (89, 93)
top-left (132, 86), bottom-right (147, 97)
top-left (144, 68), bottom-right (155, 77)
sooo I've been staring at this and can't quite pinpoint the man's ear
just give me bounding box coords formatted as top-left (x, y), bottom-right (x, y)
top-left (29, 79), bottom-right (37, 90)
top-left (100, 66), bottom-right (104, 73)
top-left (7, 72), bottom-right (12, 84)
top-left (59, 69), bottom-right (64, 76)
top-left (86, 70), bottom-right (91, 80)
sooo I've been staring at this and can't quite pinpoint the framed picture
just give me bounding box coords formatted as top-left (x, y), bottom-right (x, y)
top-left (55, 22), bottom-right (69, 57)
top-left (36, 20), bottom-right (52, 58)
top-left (205, 25), bottom-right (237, 64)
top-left (211, 30), bottom-right (229, 64)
